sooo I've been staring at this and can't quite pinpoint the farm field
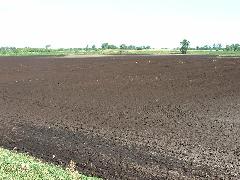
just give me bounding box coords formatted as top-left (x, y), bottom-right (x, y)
top-left (0, 55), bottom-right (240, 179)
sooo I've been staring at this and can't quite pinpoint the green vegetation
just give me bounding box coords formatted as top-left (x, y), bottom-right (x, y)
top-left (196, 43), bottom-right (240, 51)
top-left (0, 147), bottom-right (100, 180)
top-left (186, 50), bottom-right (240, 56)
top-left (101, 43), bottom-right (150, 50)
top-left (180, 39), bottom-right (190, 54)
top-left (1, 42), bottom-right (240, 57)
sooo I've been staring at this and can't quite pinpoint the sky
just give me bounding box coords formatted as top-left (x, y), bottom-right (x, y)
top-left (0, 0), bottom-right (240, 48)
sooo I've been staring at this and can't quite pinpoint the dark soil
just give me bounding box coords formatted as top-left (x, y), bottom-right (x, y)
top-left (0, 55), bottom-right (240, 179)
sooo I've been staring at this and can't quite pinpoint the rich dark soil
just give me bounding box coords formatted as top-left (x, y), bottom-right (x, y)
top-left (0, 55), bottom-right (240, 179)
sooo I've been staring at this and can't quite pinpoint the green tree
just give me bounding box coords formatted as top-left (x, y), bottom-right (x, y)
top-left (225, 45), bottom-right (231, 51)
top-left (217, 43), bottom-right (222, 51)
top-left (108, 44), bottom-right (118, 49)
top-left (120, 44), bottom-right (127, 49)
top-left (127, 45), bottom-right (136, 50)
top-left (91, 45), bottom-right (96, 50)
top-left (180, 39), bottom-right (190, 54)
top-left (233, 44), bottom-right (240, 51)
top-left (136, 46), bottom-right (143, 50)
top-left (101, 43), bottom-right (109, 49)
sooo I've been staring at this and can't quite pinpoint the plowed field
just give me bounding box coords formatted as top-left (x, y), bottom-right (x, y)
top-left (0, 55), bottom-right (240, 179)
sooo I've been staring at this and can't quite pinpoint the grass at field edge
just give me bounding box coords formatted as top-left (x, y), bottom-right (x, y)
top-left (0, 147), bottom-right (101, 180)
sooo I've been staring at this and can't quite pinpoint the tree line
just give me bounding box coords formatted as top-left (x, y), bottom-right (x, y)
top-left (195, 44), bottom-right (240, 51)
top-left (1, 41), bottom-right (240, 55)
top-left (0, 43), bottom-right (151, 53)
top-left (179, 39), bottom-right (240, 54)
top-left (100, 43), bottom-right (151, 50)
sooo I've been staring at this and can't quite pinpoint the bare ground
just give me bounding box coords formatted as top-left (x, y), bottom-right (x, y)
top-left (0, 55), bottom-right (240, 179)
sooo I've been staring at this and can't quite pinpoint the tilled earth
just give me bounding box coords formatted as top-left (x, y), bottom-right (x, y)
top-left (0, 55), bottom-right (240, 179)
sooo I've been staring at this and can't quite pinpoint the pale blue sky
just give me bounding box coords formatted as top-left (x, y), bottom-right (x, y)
top-left (0, 0), bottom-right (240, 48)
